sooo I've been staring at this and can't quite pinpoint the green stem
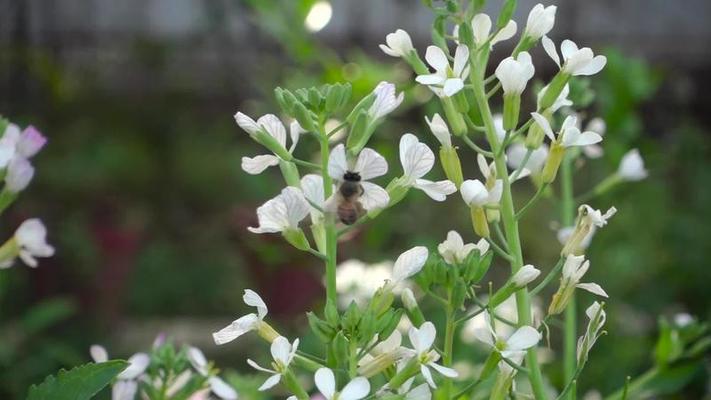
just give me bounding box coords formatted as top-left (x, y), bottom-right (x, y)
top-left (470, 54), bottom-right (549, 400)
top-left (560, 153), bottom-right (576, 400)
top-left (516, 184), bottom-right (549, 220)
top-left (443, 291), bottom-right (456, 399)
top-left (319, 131), bottom-right (338, 307)
top-left (530, 257), bottom-right (565, 296)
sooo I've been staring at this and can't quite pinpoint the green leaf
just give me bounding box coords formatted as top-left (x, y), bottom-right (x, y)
top-left (27, 360), bottom-right (129, 400)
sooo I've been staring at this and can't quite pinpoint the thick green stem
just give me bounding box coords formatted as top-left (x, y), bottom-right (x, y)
top-left (442, 291), bottom-right (456, 399)
top-left (560, 153), bottom-right (576, 399)
top-left (470, 54), bottom-right (548, 400)
top-left (319, 132), bottom-right (337, 307)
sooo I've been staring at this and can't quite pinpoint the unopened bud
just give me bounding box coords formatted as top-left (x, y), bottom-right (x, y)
top-left (512, 264), bottom-right (541, 287)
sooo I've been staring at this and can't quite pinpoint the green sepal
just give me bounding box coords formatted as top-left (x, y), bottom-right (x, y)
top-left (324, 299), bottom-right (340, 327)
top-left (342, 301), bottom-right (362, 333)
top-left (496, 0), bottom-right (517, 28)
top-left (307, 312), bottom-right (336, 343)
top-left (332, 331), bottom-right (350, 366)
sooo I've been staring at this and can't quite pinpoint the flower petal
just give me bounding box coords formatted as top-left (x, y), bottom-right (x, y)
top-left (425, 46), bottom-right (449, 72)
top-left (420, 365), bottom-right (436, 388)
top-left (212, 313), bottom-right (259, 345)
top-left (209, 376), bottom-right (238, 399)
top-left (577, 283), bottom-right (609, 297)
top-left (118, 353), bottom-right (150, 379)
top-left (315, 368), bottom-right (336, 399)
top-left (241, 155), bottom-right (280, 175)
top-left (359, 181), bottom-right (390, 211)
top-left (90, 345), bottom-right (108, 363)
top-left (542, 36), bottom-right (560, 67)
top-left (400, 134), bottom-right (435, 180)
top-left (573, 55), bottom-right (607, 76)
top-left (442, 79), bottom-right (464, 97)
top-left (506, 326), bottom-right (541, 351)
top-left (429, 362), bottom-right (459, 378)
top-left (328, 144), bottom-right (349, 180)
top-left (355, 148), bottom-right (388, 180)
top-left (258, 373), bottom-right (282, 391)
top-left (270, 336), bottom-right (292, 365)
top-left (393, 246), bottom-right (429, 284)
top-left (531, 112), bottom-right (555, 141)
top-left (413, 179), bottom-right (456, 201)
top-left (340, 377), bottom-right (370, 400)
top-left (257, 114), bottom-right (287, 148)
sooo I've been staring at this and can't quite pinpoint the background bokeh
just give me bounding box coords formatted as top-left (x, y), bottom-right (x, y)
top-left (1, 0), bottom-right (710, 398)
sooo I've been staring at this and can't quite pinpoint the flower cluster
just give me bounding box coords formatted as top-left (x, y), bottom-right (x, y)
top-left (0, 119), bottom-right (54, 269)
top-left (209, 1), bottom-right (648, 399)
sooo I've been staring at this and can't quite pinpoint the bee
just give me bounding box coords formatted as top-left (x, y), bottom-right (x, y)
top-left (335, 171), bottom-right (365, 225)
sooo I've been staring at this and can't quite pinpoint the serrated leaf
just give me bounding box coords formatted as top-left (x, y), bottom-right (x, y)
top-left (27, 360), bottom-right (129, 400)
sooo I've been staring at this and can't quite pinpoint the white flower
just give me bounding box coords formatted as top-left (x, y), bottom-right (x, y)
top-left (336, 259), bottom-right (393, 307)
top-left (237, 113), bottom-right (303, 175)
top-left (247, 336), bottom-right (299, 392)
top-left (460, 179), bottom-right (503, 207)
top-left (369, 81), bottom-right (405, 120)
top-left (562, 255), bottom-right (608, 297)
top-left (248, 186), bottom-right (310, 234)
top-left (90, 345), bottom-right (150, 381)
top-left (617, 149), bottom-right (648, 181)
top-left (581, 205), bottom-right (617, 228)
top-left (542, 37), bottom-right (607, 76)
top-left (392, 246), bottom-right (429, 284)
top-left (538, 83), bottom-right (573, 112)
top-left (213, 289), bottom-right (268, 345)
top-left (407, 322), bottom-right (458, 388)
top-left (577, 301), bottom-right (606, 362)
top-left (495, 52), bottom-right (535, 95)
top-left (400, 382), bottom-right (432, 400)
top-left (16, 125), bottom-right (47, 158)
top-left (473, 316), bottom-right (541, 360)
top-left (425, 114), bottom-right (452, 148)
top-left (398, 134), bottom-right (456, 201)
top-left (506, 143), bottom-right (549, 176)
top-left (314, 368), bottom-right (370, 400)
top-left (416, 45), bottom-right (470, 97)
top-left (187, 346), bottom-right (238, 399)
top-left (5, 156), bottom-right (34, 192)
top-left (523, 4), bottom-right (557, 40)
top-left (0, 126), bottom-right (18, 169)
top-left (511, 265), bottom-right (541, 287)
top-left (470, 13), bottom-right (517, 48)
top-left (437, 230), bottom-right (488, 264)
top-left (380, 29), bottom-right (415, 58)
top-left (1, 219), bottom-right (55, 268)
top-left (327, 144), bottom-right (390, 211)
top-left (531, 113), bottom-right (603, 148)
top-left (112, 380), bottom-right (138, 400)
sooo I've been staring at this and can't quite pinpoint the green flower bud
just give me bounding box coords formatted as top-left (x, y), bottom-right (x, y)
top-left (440, 146), bottom-right (464, 188)
top-left (442, 97), bottom-right (467, 137)
top-left (292, 102), bottom-right (317, 133)
top-left (538, 72), bottom-right (571, 111)
top-left (332, 331), bottom-right (350, 365)
top-left (541, 142), bottom-right (565, 183)
top-left (307, 312), bottom-right (336, 343)
top-left (502, 93), bottom-right (521, 131)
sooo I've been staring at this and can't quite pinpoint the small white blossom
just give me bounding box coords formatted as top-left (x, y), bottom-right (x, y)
top-left (581, 205), bottom-right (617, 228)
top-left (581, 118), bottom-right (606, 159)
top-left (336, 259), bottom-right (393, 307)
top-left (248, 187), bottom-right (310, 234)
top-left (531, 113), bottom-right (603, 148)
top-left (470, 13), bottom-right (517, 48)
top-left (90, 345), bottom-right (149, 382)
top-left (314, 368), bottom-right (370, 400)
top-left (407, 322), bottom-right (458, 388)
top-left (237, 113), bottom-right (303, 175)
top-left (617, 149), bottom-right (648, 181)
top-left (416, 45), bottom-right (470, 97)
top-left (301, 174), bottom-right (332, 224)
top-left (473, 315), bottom-right (541, 360)
top-left (398, 134), bottom-right (456, 201)
top-left (213, 289), bottom-right (268, 345)
top-left (1, 219), bottom-right (55, 268)
top-left (460, 179), bottom-right (503, 208)
top-left (577, 301), bottom-right (607, 362)
top-left (562, 255), bottom-right (608, 297)
top-left (512, 265), bottom-right (541, 287)
top-left (495, 52), bottom-right (535, 95)
top-left (437, 230), bottom-right (488, 265)
top-left (369, 81), bottom-right (405, 120)
top-left (187, 346), bottom-right (238, 399)
top-left (542, 37), bottom-right (607, 76)
top-left (523, 4), bottom-right (557, 41)
top-left (379, 29), bottom-right (415, 58)
top-left (425, 114), bottom-right (452, 148)
top-left (247, 336), bottom-right (299, 392)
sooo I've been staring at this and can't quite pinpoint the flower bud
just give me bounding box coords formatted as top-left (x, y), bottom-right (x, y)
top-left (538, 72), bottom-right (571, 112)
top-left (541, 142), bottom-right (565, 183)
top-left (442, 97), bottom-right (467, 137)
top-left (439, 147), bottom-right (464, 188)
top-left (470, 206), bottom-right (490, 238)
top-left (16, 126), bottom-right (47, 158)
top-left (617, 149), bottom-right (648, 181)
top-left (401, 288), bottom-right (425, 327)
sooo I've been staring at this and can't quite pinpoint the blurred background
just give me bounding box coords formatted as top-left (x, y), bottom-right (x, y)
top-left (1, 0), bottom-right (710, 398)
